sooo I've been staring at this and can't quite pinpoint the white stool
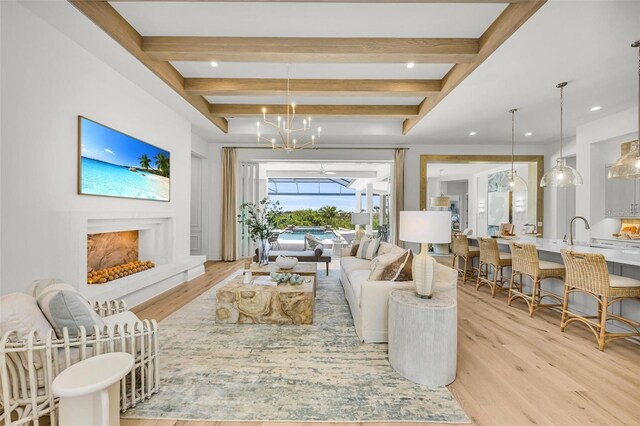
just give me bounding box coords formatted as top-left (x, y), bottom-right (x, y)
top-left (52, 352), bottom-right (134, 426)
top-left (388, 289), bottom-right (457, 386)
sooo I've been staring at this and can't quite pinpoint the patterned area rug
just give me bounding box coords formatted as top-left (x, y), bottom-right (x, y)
top-left (123, 269), bottom-right (469, 423)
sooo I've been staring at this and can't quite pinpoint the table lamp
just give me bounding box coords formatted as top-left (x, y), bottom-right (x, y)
top-left (351, 212), bottom-right (370, 241)
top-left (399, 211), bottom-right (452, 298)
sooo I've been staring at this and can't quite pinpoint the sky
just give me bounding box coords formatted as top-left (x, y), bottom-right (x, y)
top-left (80, 117), bottom-right (169, 168)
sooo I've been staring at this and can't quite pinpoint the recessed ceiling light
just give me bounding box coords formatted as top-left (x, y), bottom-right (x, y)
top-left (406, 62), bottom-right (415, 69)
top-left (210, 61), bottom-right (219, 68)
top-left (524, 132), bottom-right (533, 136)
top-left (469, 131), bottom-right (477, 136)
top-left (590, 106), bottom-right (602, 111)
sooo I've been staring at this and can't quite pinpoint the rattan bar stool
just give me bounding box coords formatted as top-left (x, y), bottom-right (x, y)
top-left (508, 242), bottom-right (565, 317)
top-left (452, 233), bottom-right (480, 283)
top-left (476, 237), bottom-right (512, 297)
top-left (560, 249), bottom-right (640, 351)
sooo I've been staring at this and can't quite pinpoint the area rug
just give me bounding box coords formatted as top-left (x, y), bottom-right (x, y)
top-left (123, 269), bottom-right (469, 423)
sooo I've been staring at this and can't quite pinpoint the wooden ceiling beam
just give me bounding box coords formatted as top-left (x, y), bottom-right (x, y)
top-left (402, 0), bottom-right (546, 134)
top-left (68, 1), bottom-right (228, 133)
top-left (185, 78), bottom-right (441, 97)
top-left (209, 104), bottom-right (419, 118)
top-left (142, 37), bottom-right (479, 63)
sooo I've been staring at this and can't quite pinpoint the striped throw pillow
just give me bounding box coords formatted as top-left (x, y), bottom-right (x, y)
top-left (356, 237), bottom-right (381, 260)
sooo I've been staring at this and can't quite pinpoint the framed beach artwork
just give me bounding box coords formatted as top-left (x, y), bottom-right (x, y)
top-left (78, 116), bottom-right (170, 201)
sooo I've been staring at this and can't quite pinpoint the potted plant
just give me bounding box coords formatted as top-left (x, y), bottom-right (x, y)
top-left (237, 197), bottom-right (284, 265)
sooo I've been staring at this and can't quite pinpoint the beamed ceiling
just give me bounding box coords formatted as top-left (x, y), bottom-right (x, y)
top-left (69, 0), bottom-right (546, 136)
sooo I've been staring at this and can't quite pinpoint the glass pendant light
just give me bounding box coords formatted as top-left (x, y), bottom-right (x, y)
top-left (608, 40), bottom-right (640, 180)
top-left (499, 109), bottom-right (528, 192)
top-left (540, 82), bottom-right (583, 187)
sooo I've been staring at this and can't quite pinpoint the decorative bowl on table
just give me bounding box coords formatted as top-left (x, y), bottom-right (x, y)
top-left (275, 256), bottom-right (298, 270)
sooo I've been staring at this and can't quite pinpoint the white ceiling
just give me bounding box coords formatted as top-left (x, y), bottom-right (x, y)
top-left (111, 3), bottom-right (506, 38)
top-left (22, 1), bottom-right (640, 148)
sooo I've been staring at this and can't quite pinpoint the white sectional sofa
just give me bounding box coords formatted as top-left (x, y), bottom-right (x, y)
top-left (340, 242), bottom-right (457, 343)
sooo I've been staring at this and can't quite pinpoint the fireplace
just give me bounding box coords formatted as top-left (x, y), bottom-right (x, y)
top-left (86, 230), bottom-right (154, 284)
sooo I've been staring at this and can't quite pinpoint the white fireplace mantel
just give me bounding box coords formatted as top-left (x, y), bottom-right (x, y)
top-left (57, 211), bottom-right (205, 306)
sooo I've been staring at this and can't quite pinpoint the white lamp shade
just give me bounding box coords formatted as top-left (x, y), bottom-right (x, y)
top-left (351, 212), bottom-right (370, 225)
top-left (399, 211), bottom-right (452, 244)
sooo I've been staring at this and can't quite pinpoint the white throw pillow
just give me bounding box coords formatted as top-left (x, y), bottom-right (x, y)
top-left (34, 282), bottom-right (105, 338)
top-left (0, 293), bottom-right (56, 371)
top-left (356, 237), bottom-right (381, 260)
top-left (377, 241), bottom-right (396, 256)
top-left (28, 278), bottom-right (65, 298)
top-left (0, 293), bottom-right (55, 342)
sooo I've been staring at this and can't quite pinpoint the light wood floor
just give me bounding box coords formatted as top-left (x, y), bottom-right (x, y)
top-left (124, 260), bottom-right (640, 426)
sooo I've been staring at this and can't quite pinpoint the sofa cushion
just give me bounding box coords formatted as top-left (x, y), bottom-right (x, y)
top-left (377, 241), bottom-right (397, 256)
top-left (356, 237), bottom-right (381, 260)
top-left (341, 256), bottom-right (372, 276)
top-left (350, 243), bottom-right (359, 256)
top-left (102, 310), bottom-right (141, 331)
top-left (369, 251), bottom-right (407, 281)
top-left (390, 245), bottom-right (407, 256)
top-left (347, 269), bottom-right (370, 304)
top-left (34, 282), bottom-right (105, 338)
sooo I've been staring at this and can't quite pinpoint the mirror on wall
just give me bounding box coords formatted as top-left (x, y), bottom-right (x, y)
top-left (420, 155), bottom-right (544, 237)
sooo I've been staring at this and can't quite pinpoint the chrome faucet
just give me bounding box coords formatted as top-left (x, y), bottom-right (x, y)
top-left (568, 216), bottom-right (590, 246)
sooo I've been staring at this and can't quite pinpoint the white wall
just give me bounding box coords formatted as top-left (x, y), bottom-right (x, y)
top-left (574, 107), bottom-right (638, 241)
top-left (191, 134), bottom-right (222, 260)
top-left (0, 2), bottom-right (197, 296)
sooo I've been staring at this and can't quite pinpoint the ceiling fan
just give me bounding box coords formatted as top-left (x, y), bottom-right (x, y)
top-left (304, 164), bottom-right (336, 175)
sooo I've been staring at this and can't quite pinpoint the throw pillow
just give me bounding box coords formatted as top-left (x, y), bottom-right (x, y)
top-left (313, 244), bottom-right (324, 257)
top-left (377, 241), bottom-right (396, 256)
top-left (369, 251), bottom-right (407, 280)
top-left (377, 250), bottom-right (414, 281)
top-left (34, 282), bottom-right (105, 338)
top-left (350, 243), bottom-right (360, 256)
top-left (394, 251), bottom-right (414, 281)
top-left (356, 237), bottom-right (381, 260)
top-left (304, 233), bottom-right (322, 250)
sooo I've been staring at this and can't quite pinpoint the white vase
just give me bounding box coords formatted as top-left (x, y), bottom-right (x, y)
top-left (412, 242), bottom-right (436, 298)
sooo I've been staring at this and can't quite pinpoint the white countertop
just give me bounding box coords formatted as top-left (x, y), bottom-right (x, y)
top-left (469, 236), bottom-right (640, 267)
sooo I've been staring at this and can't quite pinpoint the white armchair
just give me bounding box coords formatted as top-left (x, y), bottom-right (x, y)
top-left (0, 294), bottom-right (159, 426)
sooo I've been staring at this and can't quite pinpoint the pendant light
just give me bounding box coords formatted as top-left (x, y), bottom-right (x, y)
top-left (540, 82), bottom-right (583, 187)
top-left (430, 169), bottom-right (450, 208)
top-left (608, 40), bottom-right (640, 180)
top-left (499, 108), bottom-right (528, 192)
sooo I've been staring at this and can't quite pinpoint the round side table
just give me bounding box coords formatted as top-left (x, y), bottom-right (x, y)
top-left (388, 289), bottom-right (457, 386)
top-left (52, 352), bottom-right (134, 426)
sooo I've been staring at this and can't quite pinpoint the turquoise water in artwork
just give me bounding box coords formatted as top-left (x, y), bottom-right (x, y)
top-left (81, 157), bottom-right (170, 200)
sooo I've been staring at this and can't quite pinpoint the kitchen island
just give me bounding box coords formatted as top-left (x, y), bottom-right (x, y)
top-left (468, 236), bottom-right (640, 337)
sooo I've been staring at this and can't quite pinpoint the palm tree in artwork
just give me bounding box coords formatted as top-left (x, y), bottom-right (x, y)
top-left (154, 152), bottom-right (170, 177)
top-left (139, 154), bottom-right (151, 170)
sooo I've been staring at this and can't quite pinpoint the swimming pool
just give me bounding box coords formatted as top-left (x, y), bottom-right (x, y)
top-left (278, 228), bottom-right (338, 241)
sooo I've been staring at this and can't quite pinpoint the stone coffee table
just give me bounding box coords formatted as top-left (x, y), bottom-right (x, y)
top-left (216, 276), bottom-right (315, 325)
